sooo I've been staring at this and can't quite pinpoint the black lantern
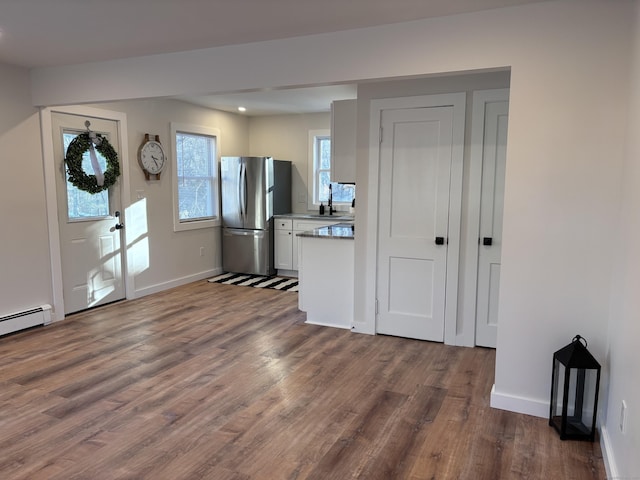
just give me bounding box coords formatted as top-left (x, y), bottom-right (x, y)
top-left (549, 335), bottom-right (601, 441)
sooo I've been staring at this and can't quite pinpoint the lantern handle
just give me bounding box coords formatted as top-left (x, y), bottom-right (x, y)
top-left (573, 335), bottom-right (587, 348)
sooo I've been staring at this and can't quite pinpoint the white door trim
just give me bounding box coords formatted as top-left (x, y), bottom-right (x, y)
top-left (459, 88), bottom-right (510, 347)
top-left (365, 93), bottom-right (466, 345)
top-left (40, 105), bottom-right (132, 322)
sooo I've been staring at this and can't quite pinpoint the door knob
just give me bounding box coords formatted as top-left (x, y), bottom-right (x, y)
top-left (482, 237), bottom-right (493, 246)
top-left (435, 236), bottom-right (445, 245)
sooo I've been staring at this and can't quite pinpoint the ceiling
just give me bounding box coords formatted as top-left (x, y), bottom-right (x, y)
top-left (0, 0), bottom-right (546, 115)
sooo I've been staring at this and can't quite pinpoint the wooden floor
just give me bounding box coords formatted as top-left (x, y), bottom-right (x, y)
top-left (0, 281), bottom-right (606, 480)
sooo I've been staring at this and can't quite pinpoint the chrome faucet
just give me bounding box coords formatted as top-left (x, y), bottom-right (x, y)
top-left (328, 184), bottom-right (336, 215)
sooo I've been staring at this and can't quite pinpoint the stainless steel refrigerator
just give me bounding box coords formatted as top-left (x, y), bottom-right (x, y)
top-left (221, 156), bottom-right (291, 275)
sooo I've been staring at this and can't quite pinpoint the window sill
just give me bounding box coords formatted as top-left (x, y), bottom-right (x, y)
top-left (173, 217), bottom-right (221, 232)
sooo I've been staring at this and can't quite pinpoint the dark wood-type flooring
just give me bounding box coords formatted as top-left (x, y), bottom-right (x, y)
top-left (0, 281), bottom-right (606, 479)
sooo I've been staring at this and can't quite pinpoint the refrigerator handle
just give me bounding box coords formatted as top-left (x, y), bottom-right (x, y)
top-left (242, 162), bottom-right (248, 216)
top-left (239, 162), bottom-right (246, 217)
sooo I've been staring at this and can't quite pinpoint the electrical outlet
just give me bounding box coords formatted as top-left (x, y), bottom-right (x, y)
top-left (199, 247), bottom-right (205, 257)
top-left (620, 400), bottom-right (627, 433)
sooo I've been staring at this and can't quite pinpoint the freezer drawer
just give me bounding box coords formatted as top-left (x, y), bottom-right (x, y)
top-left (222, 228), bottom-right (274, 276)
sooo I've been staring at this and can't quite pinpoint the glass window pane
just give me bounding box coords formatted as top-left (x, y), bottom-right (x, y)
top-left (177, 133), bottom-right (214, 177)
top-left (318, 171), bottom-right (331, 202)
top-left (63, 132), bottom-right (110, 220)
top-left (178, 178), bottom-right (214, 220)
top-left (331, 183), bottom-right (355, 203)
top-left (318, 137), bottom-right (331, 169)
top-left (176, 131), bottom-right (217, 222)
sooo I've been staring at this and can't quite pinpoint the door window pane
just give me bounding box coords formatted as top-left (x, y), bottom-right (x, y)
top-left (63, 132), bottom-right (110, 220)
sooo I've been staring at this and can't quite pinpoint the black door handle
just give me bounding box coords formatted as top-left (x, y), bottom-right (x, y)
top-left (435, 236), bottom-right (445, 245)
top-left (114, 210), bottom-right (124, 230)
top-left (483, 237), bottom-right (493, 246)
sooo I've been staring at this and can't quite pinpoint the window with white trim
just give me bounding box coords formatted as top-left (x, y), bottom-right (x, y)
top-left (308, 129), bottom-right (355, 210)
top-left (171, 123), bottom-right (220, 231)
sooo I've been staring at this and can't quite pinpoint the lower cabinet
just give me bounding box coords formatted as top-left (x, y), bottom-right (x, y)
top-left (274, 219), bottom-right (293, 271)
top-left (298, 235), bottom-right (354, 329)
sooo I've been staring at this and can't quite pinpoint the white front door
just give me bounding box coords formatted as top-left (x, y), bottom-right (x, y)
top-left (376, 105), bottom-right (458, 341)
top-left (475, 99), bottom-right (509, 348)
top-left (52, 113), bottom-right (125, 314)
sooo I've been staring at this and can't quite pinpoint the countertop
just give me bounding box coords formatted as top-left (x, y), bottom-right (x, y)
top-left (274, 213), bottom-right (354, 221)
top-left (297, 223), bottom-right (355, 240)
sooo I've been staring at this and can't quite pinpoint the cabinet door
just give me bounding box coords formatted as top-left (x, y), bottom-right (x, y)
top-left (331, 99), bottom-right (357, 183)
top-left (275, 229), bottom-right (293, 270)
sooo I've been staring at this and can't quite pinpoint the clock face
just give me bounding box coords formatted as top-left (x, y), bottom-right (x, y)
top-left (140, 141), bottom-right (166, 174)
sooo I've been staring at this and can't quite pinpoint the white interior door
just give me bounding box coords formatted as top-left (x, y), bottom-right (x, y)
top-left (475, 100), bottom-right (509, 348)
top-left (376, 106), bottom-right (456, 341)
top-left (52, 113), bottom-right (125, 314)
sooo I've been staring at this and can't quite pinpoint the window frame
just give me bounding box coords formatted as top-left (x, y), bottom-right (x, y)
top-left (171, 122), bottom-right (221, 232)
top-left (307, 129), bottom-right (329, 209)
top-left (307, 129), bottom-right (355, 211)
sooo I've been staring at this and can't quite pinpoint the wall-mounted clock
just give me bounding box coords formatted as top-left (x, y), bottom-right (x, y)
top-left (138, 133), bottom-right (166, 180)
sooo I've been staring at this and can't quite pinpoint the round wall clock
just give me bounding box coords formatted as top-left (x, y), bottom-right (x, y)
top-left (138, 133), bottom-right (166, 180)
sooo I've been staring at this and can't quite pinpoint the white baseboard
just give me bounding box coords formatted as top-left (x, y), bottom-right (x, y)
top-left (490, 384), bottom-right (549, 418)
top-left (305, 319), bottom-right (351, 330)
top-left (135, 268), bottom-right (222, 298)
top-left (599, 425), bottom-right (619, 480)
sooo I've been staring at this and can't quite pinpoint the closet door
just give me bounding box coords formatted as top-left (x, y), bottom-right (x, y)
top-left (474, 94), bottom-right (509, 348)
top-left (375, 94), bottom-right (465, 342)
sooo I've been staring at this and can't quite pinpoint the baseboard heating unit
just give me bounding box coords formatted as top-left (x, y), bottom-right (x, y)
top-left (0, 305), bottom-right (52, 337)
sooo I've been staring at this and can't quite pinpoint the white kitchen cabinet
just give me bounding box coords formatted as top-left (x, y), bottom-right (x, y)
top-left (275, 229), bottom-right (293, 270)
top-left (298, 235), bottom-right (354, 329)
top-left (330, 99), bottom-right (357, 183)
top-left (274, 219), bottom-right (293, 271)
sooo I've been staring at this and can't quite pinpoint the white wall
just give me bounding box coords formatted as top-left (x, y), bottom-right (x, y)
top-left (14, 0), bottom-right (639, 475)
top-left (603, 1), bottom-right (640, 477)
top-left (490, 4), bottom-right (630, 418)
top-left (248, 113), bottom-right (330, 214)
top-left (0, 63), bottom-right (52, 315)
top-left (90, 98), bottom-right (250, 296)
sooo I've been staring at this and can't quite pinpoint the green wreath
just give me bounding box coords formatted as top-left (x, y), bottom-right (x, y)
top-left (65, 132), bottom-right (120, 194)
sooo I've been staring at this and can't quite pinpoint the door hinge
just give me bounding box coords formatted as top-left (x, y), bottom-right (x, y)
top-left (375, 298), bottom-right (379, 315)
top-left (379, 126), bottom-right (383, 146)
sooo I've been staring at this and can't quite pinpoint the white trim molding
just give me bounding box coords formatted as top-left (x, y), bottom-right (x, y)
top-left (490, 384), bottom-right (549, 418)
top-left (40, 105), bottom-right (131, 321)
top-left (170, 122), bottom-right (221, 232)
top-left (135, 268), bottom-right (222, 298)
top-left (599, 426), bottom-right (619, 480)
top-left (363, 92), bottom-right (466, 344)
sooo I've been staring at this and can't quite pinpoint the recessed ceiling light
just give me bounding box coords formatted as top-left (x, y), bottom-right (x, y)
top-left (238, 106), bottom-right (247, 112)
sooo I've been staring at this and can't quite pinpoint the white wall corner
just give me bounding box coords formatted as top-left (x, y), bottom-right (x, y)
top-left (489, 384), bottom-right (549, 418)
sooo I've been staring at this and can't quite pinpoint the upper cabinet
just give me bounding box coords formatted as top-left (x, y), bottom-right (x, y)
top-left (330, 99), bottom-right (357, 183)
